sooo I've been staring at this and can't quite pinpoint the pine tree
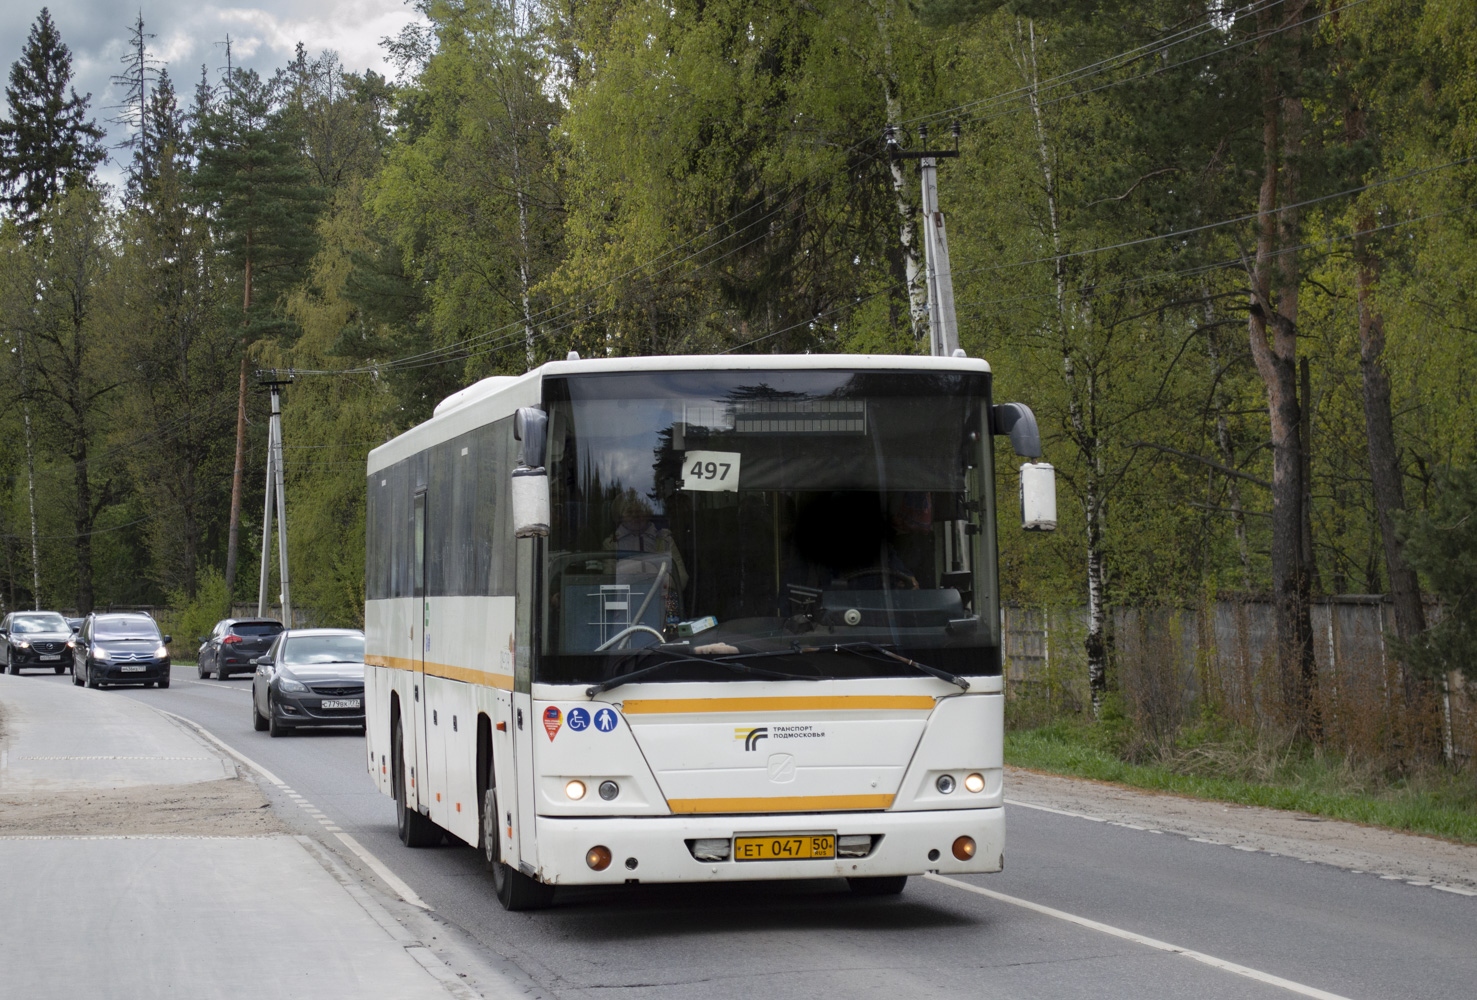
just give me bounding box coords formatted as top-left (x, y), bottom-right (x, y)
top-left (0, 9), bottom-right (106, 226)
top-left (110, 11), bottom-right (161, 198)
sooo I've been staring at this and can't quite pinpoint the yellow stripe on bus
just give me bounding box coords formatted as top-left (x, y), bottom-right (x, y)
top-left (667, 794), bottom-right (895, 814)
top-left (365, 654), bottom-right (514, 691)
top-left (621, 695), bottom-right (936, 715)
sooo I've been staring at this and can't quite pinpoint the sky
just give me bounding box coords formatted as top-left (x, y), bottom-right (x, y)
top-left (0, 1), bottom-right (428, 188)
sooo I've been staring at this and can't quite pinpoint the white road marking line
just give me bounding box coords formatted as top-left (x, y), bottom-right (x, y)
top-left (926, 874), bottom-right (1355, 1000)
top-left (157, 709), bottom-right (431, 911)
top-left (1005, 797), bottom-right (1105, 822)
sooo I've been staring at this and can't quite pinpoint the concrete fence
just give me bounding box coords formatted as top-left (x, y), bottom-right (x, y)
top-left (1003, 597), bottom-right (1469, 764)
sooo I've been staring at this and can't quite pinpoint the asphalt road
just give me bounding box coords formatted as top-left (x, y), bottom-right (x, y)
top-left (28, 664), bottom-right (1474, 1000)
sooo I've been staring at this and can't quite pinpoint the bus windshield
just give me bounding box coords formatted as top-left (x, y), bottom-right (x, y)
top-left (540, 369), bottom-right (1000, 686)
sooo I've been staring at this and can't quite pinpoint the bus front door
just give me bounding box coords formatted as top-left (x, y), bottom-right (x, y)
top-left (512, 534), bottom-right (540, 874)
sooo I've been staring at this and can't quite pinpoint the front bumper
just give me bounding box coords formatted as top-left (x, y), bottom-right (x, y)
top-left (8, 650), bottom-right (69, 670)
top-left (526, 805), bottom-right (1004, 886)
top-left (95, 659), bottom-right (169, 682)
top-left (274, 694), bottom-right (365, 727)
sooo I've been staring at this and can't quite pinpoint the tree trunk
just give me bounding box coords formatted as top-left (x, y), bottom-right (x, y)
top-left (869, 0), bottom-right (927, 342)
top-left (1342, 60), bottom-right (1432, 750)
top-left (22, 403), bottom-right (42, 609)
top-left (1017, 17), bottom-right (1111, 713)
top-left (1247, 2), bottom-right (1317, 740)
top-left (224, 249), bottom-right (253, 612)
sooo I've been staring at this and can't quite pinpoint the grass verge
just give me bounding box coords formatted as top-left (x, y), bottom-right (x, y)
top-left (1006, 721), bottom-right (1477, 844)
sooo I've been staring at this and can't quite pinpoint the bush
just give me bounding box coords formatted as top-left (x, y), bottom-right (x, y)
top-left (1397, 465), bottom-right (1477, 683)
top-left (158, 569), bottom-right (230, 657)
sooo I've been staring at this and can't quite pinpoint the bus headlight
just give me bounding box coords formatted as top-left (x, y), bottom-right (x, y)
top-left (565, 780), bottom-right (587, 800)
top-left (964, 772), bottom-right (985, 793)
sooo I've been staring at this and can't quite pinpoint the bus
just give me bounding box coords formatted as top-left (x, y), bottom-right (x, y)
top-left (363, 353), bottom-right (1054, 909)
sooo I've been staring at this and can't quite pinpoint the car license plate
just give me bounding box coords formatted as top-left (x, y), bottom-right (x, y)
top-left (41, 654), bottom-right (60, 661)
top-left (321, 698), bottom-right (361, 710)
top-left (120, 664), bottom-right (146, 672)
top-left (734, 834), bottom-right (835, 862)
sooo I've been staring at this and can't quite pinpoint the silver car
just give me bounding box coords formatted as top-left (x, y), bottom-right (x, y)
top-left (251, 628), bottom-right (365, 737)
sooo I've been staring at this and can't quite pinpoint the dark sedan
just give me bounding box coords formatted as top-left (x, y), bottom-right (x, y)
top-left (251, 628), bottom-right (365, 737)
top-left (1, 611), bottom-right (74, 674)
top-left (72, 613), bottom-right (172, 689)
top-left (198, 618), bottom-right (284, 680)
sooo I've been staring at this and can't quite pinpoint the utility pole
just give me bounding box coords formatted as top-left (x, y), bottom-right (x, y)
top-left (886, 123), bottom-right (961, 358)
top-left (255, 371), bottom-right (294, 625)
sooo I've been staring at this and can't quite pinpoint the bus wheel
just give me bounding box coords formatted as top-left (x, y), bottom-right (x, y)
top-left (484, 788), bottom-right (553, 911)
top-left (847, 875), bottom-right (908, 896)
top-left (393, 716), bottom-right (441, 848)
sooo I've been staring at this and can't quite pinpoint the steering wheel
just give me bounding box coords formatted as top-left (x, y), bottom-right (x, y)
top-left (844, 568), bottom-right (919, 590)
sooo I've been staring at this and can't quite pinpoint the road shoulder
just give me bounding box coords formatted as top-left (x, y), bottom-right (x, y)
top-left (1007, 765), bottom-right (1477, 893)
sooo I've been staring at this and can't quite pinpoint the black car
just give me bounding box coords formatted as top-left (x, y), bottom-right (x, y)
top-left (198, 618), bottom-right (284, 680)
top-left (1, 611), bottom-right (74, 675)
top-left (251, 628), bottom-right (365, 737)
top-left (72, 613), bottom-right (172, 689)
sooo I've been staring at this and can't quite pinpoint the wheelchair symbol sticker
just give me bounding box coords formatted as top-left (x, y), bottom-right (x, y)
top-left (567, 707), bottom-right (591, 732)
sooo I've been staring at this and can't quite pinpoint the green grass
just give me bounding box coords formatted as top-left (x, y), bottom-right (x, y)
top-left (1006, 721), bottom-right (1477, 844)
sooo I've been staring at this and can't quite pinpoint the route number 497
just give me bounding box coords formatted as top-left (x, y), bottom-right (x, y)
top-left (682, 450), bottom-right (741, 493)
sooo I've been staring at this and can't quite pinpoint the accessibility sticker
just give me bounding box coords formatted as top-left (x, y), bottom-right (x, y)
top-left (594, 707), bottom-right (620, 733)
top-left (543, 706), bottom-right (562, 741)
top-left (567, 707), bottom-right (591, 732)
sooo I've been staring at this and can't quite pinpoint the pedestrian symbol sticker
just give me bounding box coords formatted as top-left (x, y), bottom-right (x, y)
top-left (594, 708), bottom-right (619, 733)
top-left (543, 706), bottom-right (562, 741)
top-left (567, 707), bottom-right (590, 732)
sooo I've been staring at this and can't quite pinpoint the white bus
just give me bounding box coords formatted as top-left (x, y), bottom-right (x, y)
top-left (364, 353), bottom-right (1053, 909)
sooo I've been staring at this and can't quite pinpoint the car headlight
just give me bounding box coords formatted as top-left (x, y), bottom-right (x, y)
top-left (277, 676), bottom-right (307, 693)
top-left (14, 640), bottom-right (30, 649)
top-left (154, 645), bottom-right (169, 658)
top-left (93, 647), bottom-right (111, 660)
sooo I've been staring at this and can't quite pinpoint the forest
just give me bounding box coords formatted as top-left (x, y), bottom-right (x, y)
top-left (1, 1), bottom-right (1474, 751)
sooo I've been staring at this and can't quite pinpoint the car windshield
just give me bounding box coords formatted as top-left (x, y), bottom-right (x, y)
top-left (12, 614), bottom-right (69, 634)
top-left (231, 622), bottom-right (283, 637)
top-left (540, 369), bottom-right (1000, 686)
top-left (96, 618), bottom-right (161, 640)
top-left (281, 634), bottom-right (365, 665)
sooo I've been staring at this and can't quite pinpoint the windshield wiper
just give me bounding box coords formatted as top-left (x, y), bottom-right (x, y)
top-left (780, 641), bottom-right (970, 691)
top-left (585, 649), bottom-right (809, 697)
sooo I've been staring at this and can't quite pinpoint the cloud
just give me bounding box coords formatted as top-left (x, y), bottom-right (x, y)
top-left (0, 2), bottom-right (427, 188)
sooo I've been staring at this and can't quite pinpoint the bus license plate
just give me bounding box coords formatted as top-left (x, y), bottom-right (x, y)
top-left (321, 699), bottom-right (361, 710)
top-left (734, 835), bottom-right (835, 862)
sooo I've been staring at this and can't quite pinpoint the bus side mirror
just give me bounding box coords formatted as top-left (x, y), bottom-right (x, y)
top-left (512, 468), bottom-right (550, 538)
top-left (993, 402), bottom-right (1042, 458)
top-left (514, 407), bottom-right (548, 468)
top-left (1020, 462), bottom-right (1057, 531)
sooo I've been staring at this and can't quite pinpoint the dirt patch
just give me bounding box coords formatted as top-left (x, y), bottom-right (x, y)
top-left (0, 777), bottom-right (288, 837)
top-left (1006, 766), bottom-right (1477, 892)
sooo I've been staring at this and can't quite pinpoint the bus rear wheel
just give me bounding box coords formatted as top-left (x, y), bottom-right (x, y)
top-left (393, 716), bottom-right (442, 848)
top-left (483, 788), bottom-right (553, 911)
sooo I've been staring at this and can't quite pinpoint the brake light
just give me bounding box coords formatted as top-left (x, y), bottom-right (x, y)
top-left (222, 635), bottom-right (243, 644)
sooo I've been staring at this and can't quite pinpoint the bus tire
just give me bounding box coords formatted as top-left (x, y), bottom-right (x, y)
top-left (847, 875), bottom-right (908, 896)
top-left (484, 788), bottom-right (552, 911)
top-left (394, 716), bottom-right (441, 848)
